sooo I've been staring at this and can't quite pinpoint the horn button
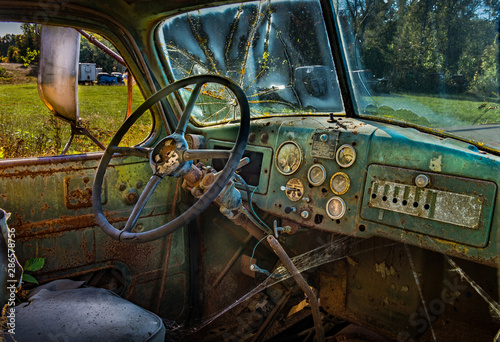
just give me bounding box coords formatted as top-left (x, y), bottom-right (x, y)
top-left (151, 135), bottom-right (190, 177)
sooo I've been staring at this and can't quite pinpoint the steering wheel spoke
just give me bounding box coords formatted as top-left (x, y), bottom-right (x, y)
top-left (122, 174), bottom-right (163, 232)
top-left (183, 149), bottom-right (232, 161)
top-left (93, 75), bottom-right (250, 243)
top-left (107, 146), bottom-right (151, 159)
top-left (175, 82), bottom-right (203, 135)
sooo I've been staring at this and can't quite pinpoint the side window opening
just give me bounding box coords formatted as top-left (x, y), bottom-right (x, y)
top-left (0, 23), bottom-right (152, 159)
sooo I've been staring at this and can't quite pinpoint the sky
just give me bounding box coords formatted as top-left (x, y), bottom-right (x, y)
top-left (0, 22), bottom-right (22, 36)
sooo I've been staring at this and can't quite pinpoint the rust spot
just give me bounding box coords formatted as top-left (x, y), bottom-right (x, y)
top-left (13, 212), bottom-right (26, 226)
top-left (156, 138), bottom-right (176, 163)
top-left (14, 206), bottom-right (169, 240)
top-left (65, 177), bottom-right (93, 210)
top-left (15, 213), bottom-right (99, 239)
top-left (105, 237), bottom-right (163, 279)
top-left (0, 165), bottom-right (82, 179)
top-left (126, 191), bottom-right (138, 205)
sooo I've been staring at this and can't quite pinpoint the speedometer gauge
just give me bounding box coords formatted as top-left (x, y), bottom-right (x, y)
top-left (336, 144), bottom-right (356, 168)
top-left (308, 164), bottom-right (326, 186)
top-left (275, 141), bottom-right (303, 175)
top-left (330, 172), bottom-right (350, 195)
top-left (326, 197), bottom-right (346, 219)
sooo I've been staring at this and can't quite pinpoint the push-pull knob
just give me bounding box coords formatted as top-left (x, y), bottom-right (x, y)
top-left (284, 206), bottom-right (296, 214)
top-left (415, 174), bottom-right (429, 188)
top-left (273, 220), bottom-right (291, 238)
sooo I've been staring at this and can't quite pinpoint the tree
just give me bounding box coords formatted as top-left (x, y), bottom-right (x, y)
top-left (79, 34), bottom-right (122, 73)
top-left (0, 23), bottom-right (40, 65)
top-left (18, 23), bottom-right (40, 65)
top-left (342, 0), bottom-right (497, 94)
top-left (0, 34), bottom-right (16, 57)
top-left (7, 45), bottom-right (20, 63)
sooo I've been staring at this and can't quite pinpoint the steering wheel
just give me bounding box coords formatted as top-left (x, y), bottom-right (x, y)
top-left (93, 75), bottom-right (250, 243)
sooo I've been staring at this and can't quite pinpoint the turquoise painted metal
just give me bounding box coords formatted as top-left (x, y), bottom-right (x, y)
top-left (0, 0), bottom-right (499, 341)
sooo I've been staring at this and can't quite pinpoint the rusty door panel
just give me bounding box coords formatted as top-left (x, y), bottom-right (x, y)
top-left (0, 154), bottom-right (189, 318)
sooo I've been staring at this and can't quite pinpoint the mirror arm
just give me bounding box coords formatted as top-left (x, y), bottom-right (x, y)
top-left (76, 29), bottom-right (126, 67)
top-left (61, 131), bottom-right (75, 155)
top-left (60, 124), bottom-right (106, 155)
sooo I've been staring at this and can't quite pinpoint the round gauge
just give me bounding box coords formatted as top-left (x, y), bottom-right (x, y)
top-left (336, 144), bottom-right (356, 168)
top-left (308, 164), bottom-right (326, 186)
top-left (330, 172), bottom-right (350, 195)
top-left (326, 197), bottom-right (346, 219)
top-left (284, 178), bottom-right (304, 202)
top-left (275, 141), bottom-right (303, 175)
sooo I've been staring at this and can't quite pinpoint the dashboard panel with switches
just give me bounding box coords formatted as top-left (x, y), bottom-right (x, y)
top-left (202, 115), bottom-right (499, 266)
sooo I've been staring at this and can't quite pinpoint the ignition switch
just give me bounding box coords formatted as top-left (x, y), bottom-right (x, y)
top-left (280, 178), bottom-right (304, 202)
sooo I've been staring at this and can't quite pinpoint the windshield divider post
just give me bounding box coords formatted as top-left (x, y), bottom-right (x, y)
top-left (320, 0), bottom-right (358, 117)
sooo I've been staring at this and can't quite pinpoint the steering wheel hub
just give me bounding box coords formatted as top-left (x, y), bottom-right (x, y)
top-left (151, 136), bottom-right (190, 177)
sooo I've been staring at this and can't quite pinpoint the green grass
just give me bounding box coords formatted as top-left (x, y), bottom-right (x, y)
top-left (0, 83), bottom-right (151, 159)
top-left (2, 83), bottom-right (499, 159)
top-left (371, 93), bottom-right (500, 127)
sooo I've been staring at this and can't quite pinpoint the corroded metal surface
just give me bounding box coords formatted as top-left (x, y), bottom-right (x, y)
top-left (64, 174), bottom-right (96, 210)
top-left (369, 179), bottom-right (483, 229)
top-left (361, 165), bottom-right (497, 248)
top-left (0, 154), bottom-right (189, 320)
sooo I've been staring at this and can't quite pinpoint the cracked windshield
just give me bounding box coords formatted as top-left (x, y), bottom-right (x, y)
top-left (336, 0), bottom-right (499, 150)
top-left (158, 0), bottom-right (344, 126)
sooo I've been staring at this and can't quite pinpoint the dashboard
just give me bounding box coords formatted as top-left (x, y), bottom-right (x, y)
top-left (200, 116), bottom-right (499, 266)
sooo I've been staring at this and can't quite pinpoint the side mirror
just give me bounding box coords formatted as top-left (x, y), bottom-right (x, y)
top-left (38, 25), bottom-right (105, 153)
top-left (38, 25), bottom-right (80, 124)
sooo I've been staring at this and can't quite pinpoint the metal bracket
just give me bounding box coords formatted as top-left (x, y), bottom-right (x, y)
top-left (61, 124), bottom-right (106, 155)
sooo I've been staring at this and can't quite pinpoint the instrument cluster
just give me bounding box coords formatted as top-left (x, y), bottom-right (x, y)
top-left (274, 136), bottom-right (358, 224)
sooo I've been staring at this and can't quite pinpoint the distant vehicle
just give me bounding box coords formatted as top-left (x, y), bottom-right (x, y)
top-left (78, 63), bottom-right (96, 83)
top-left (96, 72), bottom-right (118, 85)
top-left (111, 72), bottom-right (124, 84)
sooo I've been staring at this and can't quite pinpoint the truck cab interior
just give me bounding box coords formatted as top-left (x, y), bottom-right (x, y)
top-left (0, 0), bottom-right (499, 341)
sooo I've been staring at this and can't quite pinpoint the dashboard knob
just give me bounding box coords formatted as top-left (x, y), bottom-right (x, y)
top-left (284, 206), bottom-right (296, 214)
top-left (415, 174), bottom-right (429, 188)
